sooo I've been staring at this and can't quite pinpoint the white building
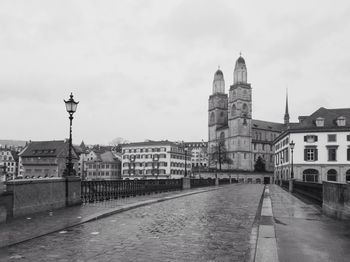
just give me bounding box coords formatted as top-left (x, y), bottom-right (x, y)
top-left (0, 147), bottom-right (19, 180)
top-left (121, 141), bottom-right (191, 179)
top-left (274, 107), bottom-right (350, 183)
top-left (184, 142), bottom-right (208, 168)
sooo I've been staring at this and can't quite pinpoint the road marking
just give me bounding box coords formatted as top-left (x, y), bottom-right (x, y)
top-left (59, 230), bottom-right (68, 234)
top-left (91, 231), bottom-right (100, 235)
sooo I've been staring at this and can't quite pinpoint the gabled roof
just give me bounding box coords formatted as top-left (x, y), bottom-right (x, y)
top-left (122, 140), bottom-right (178, 148)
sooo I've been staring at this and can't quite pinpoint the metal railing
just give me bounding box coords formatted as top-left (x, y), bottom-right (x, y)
top-left (81, 179), bottom-right (182, 203)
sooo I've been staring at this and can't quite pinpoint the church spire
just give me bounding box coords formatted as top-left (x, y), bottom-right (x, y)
top-left (284, 89), bottom-right (290, 124)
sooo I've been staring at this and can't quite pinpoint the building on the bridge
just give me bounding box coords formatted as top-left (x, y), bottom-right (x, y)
top-left (19, 140), bottom-right (79, 178)
top-left (121, 140), bottom-right (191, 179)
top-left (85, 150), bottom-right (121, 180)
top-left (273, 107), bottom-right (350, 183)
top-left (0, 147), bottom-right (19, 180)
top-left (208, 55), bottom-right (286, 173)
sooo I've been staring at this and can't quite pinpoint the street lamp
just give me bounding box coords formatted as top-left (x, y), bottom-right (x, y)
top-left (289, 140), bottom-right (295, 179)
top-left (64, 92), bottom-right (79, 177)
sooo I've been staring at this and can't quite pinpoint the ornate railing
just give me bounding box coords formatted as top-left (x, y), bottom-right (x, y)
top-left (190, 178), bottom-right (216, 188)
top-left (293, 180), bottom-right (323, 204)
top-left (81, 179), bottom-right (182, 203)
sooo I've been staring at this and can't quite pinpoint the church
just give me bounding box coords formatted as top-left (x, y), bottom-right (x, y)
top-left (208, 55), bottom-right (288, 172)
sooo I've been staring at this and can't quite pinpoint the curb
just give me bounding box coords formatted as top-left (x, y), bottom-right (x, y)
top-left (254, 186), bottom-right (279, 262)
top-left (1, 186), bottom-right (224, 248)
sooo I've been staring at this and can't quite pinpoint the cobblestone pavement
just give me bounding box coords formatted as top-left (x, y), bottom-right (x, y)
top-left (0, 184), bottom-right (264, 262)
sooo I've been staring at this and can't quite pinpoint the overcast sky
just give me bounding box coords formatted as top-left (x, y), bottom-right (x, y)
top-left (1, 0), bottom-right (350, 145)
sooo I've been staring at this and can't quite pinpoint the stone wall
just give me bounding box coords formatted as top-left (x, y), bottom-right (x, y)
top-left (5, 176), bottom-right (81, 218)
top-left (322, 181), bottom-right (350, 220)
top-left (0, 191), bottom-right (13, 222)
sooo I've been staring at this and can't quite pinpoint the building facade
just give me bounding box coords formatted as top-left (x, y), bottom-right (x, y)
top-left (121, 141), bottom-right (191, 179)
top-left (274, 107), bottom-right (350, 183)
top-left (208, 55), bottom-right (285, 172)
top-left (85, 151), bottom-right (121, 180)
top-left (184, 142), bottom-right (208, 169)
top-left (0, 147), bottom-right (19, 180)
top-left (19, 140), bottom-right (78, 178)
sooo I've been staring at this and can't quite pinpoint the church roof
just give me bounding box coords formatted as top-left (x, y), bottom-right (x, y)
top-left (252, 119), bottom-right (285, 132)
top-left (236, 56), bottom-right (245, 64)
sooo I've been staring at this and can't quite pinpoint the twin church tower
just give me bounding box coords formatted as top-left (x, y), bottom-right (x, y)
top-left (208, 55), bottom-right (287, 172)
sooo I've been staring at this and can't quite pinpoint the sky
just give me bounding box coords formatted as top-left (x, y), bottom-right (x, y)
top-left (1, 0), bottom-right (350, 145)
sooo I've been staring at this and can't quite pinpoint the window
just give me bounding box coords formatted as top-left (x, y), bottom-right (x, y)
top-left (303, 169), bottom-right (319, 182)
top-left (328, 134), bottom-right (336, 142)
top-left (304, 135), bottom-right (318, 143)
top-left (346, 170), bottom-right (350, 182)
top-left (348, 148), bottom-right (350, 161)
top-left (304, 147), bottom-right (318, 161)
top-left (347, 135), bottom-right (350, 141)
top-left (210, 112), bottom-right (215, 123)
top-left (336, 116), bottom-right (346, 126)
top-left (315, 117), bottom-right (324, 127)
top-left (231, 104), bottom-right (236, 116)
top-left (327, 169), bottom-right (337, 181)
top-left (328, 147), bottom-right (337, 161)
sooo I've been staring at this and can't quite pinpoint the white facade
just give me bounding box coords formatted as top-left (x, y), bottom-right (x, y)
top-left (275, 131), bottom-right (350, 183)
top-left (121, 141), bottom-right (191, 179)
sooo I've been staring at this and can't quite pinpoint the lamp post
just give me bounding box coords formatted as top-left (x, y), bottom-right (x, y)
top-left (289, 140), bottom-right (295, 179)
top-left (64, 93), bottom-right (79, 177)
top-left (64, 93), bottom-right (78, 206)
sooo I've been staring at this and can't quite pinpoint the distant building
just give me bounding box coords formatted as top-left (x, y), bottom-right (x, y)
top-left (121, 141), bottom-right (191, 179)
top-left (19, 140), bottom-right (78, 178)
top-left (85, 150), bottom-right (121, 180)
top-left (274, 107), bottom-right (350, 183)
top-left (184, 141), bottom-right (208, 168)
top-left (208, 55), bottom-right (285, 173)
top-left (0, 147), bottom-right (19, 180)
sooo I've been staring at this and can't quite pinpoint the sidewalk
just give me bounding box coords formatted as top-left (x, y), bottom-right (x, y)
top-left (269, 185), bottom-right (350, 262)
top-left (0, 186), bottom-right (222, 248)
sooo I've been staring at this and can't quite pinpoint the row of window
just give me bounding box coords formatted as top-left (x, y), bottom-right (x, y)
top-left (253, 143), bottom-right (273, 152)
top-left (302, 147), bottom-right (350, 162)
top-left (123, 162), bottom-right (168, 167)
top-left (275, 149), bottom-right (289, 165)
top-left (123, 154), bottom-right (167, 160)
top-left (122, 169), bottom-right (167, 175)
top-left (275, 137), bottom-right (289, 151)
top-left (123, 147), bottom-right (167, 153)
top-left (87, 163), bottom-right (120, 169)
top-left (88, 171), bottom-right (119, 177)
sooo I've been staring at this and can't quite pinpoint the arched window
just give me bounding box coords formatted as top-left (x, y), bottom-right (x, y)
top-left (327, 169), bottom-right (337, 181)
top-left (220, 111), bottom-right (224, 117)
top-left (303, 169), bottom-right (319, 182)
top-left (242, 103), bottom-right (248, 113)
top-left (210, 112), bottom-right (215, 123)
top-left (231, 104), bottom-right (236, 116)
top-left (346, 170), bottom-right (350, 182)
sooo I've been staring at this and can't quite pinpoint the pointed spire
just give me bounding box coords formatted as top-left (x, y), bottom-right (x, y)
top-left (284, 89), bottom-right (290, 124)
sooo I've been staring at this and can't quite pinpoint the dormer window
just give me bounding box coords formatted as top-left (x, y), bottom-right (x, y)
top-left (336, 116), bottom-right (346, 126)
top-left (315, 117), bottom-right (324, 127)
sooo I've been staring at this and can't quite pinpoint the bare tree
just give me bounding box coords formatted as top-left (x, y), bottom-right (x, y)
top-left (109, 137), bottom-right (129, 152)
top-left (210, 141), bottom-right (232, 171)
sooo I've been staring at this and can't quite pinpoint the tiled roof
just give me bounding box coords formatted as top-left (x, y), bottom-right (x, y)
top-left (296, 107), bottom-right (350, 129)
top-left (252, 119), bottom-right (285, 132)
top-left (20, 140), bottom-right (73, 158)
top-left (122, 140), bottom-right (177, 148)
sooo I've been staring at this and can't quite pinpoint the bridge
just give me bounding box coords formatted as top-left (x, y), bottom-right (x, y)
top-left (0, 180), bottom-right (350, 261)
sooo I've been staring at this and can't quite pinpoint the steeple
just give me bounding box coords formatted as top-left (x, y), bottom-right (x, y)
top-left (212, 67), bottom-right (225, 94)
top-left (233, 54), bottom-right (247, 84)
top-left (284, 90), bottom-right (290, 124)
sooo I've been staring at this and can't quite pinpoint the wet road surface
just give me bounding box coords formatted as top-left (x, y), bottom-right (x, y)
top-left (0, 184), bottom-right (264, 262)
